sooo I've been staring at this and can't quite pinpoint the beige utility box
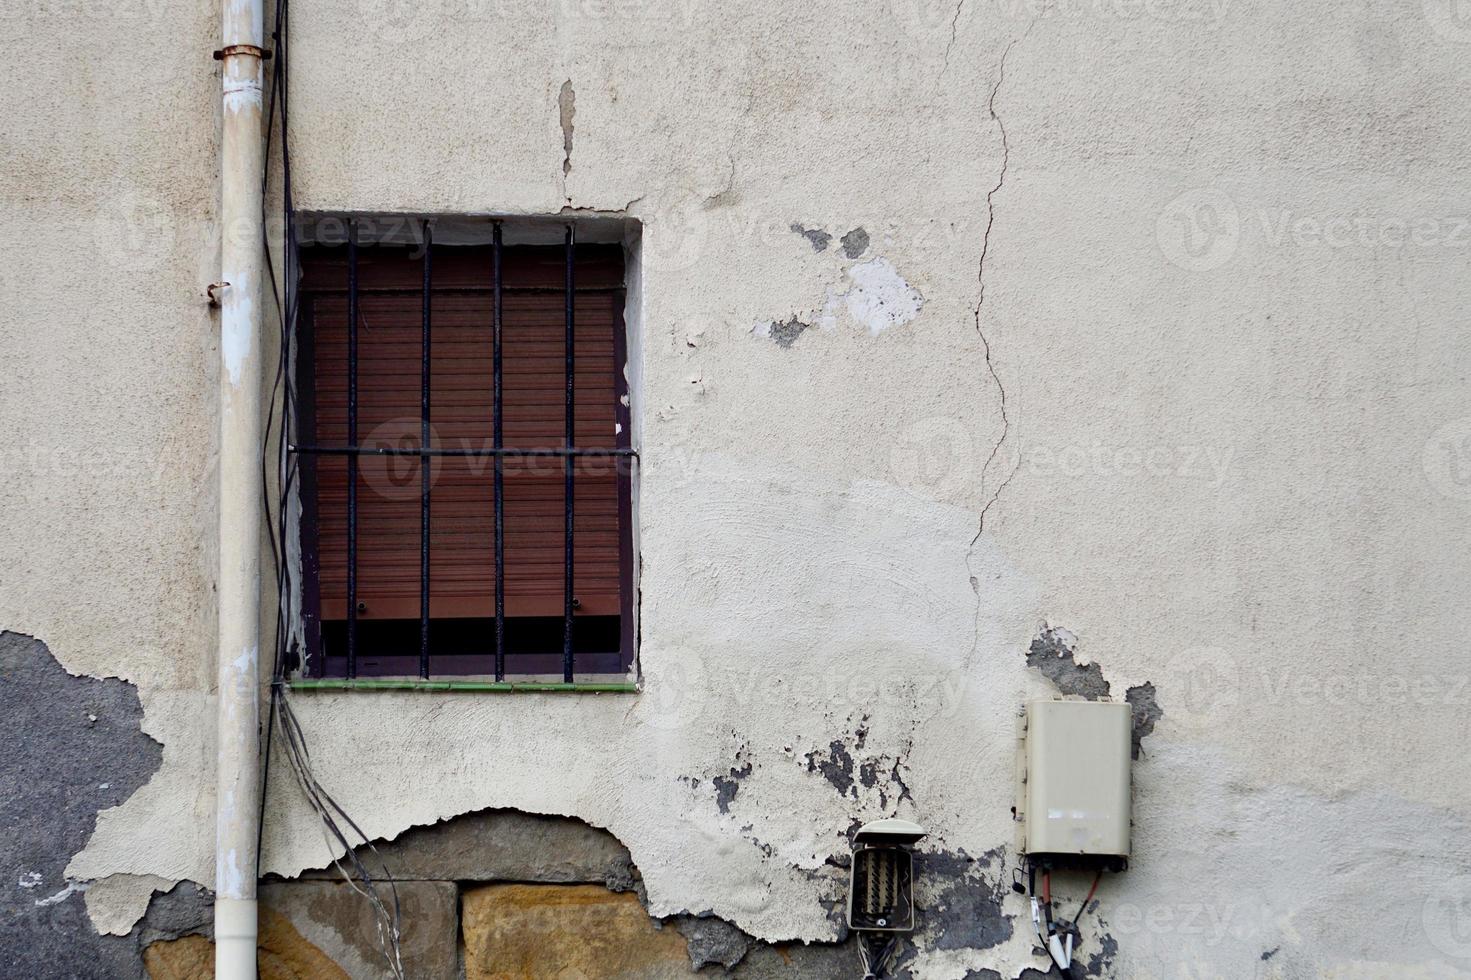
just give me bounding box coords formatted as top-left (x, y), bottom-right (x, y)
top-left (1017, 698), bottom-right (1132, 865)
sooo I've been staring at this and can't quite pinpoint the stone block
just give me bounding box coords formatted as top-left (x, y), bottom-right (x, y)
top-left (462, 883), bottom-right (690, 979)
top-left (143, 906), bottom-right (349, 980)
top-left (260, 879), bottom-right (457, 979)
top-left (297, 809), bottom-right (636, 890)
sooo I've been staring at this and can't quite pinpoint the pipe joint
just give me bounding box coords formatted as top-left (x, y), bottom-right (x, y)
top-left (214, 44), bottom-right (270, 61)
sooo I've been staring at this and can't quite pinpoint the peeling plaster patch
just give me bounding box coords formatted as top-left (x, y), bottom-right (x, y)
top-left (135, 881), bottom-right (214, 947)
top-left (790, 222), bottom-right (831, 252)
top-left (220, 274), bottom-right (253, 385)
top-left (844, 257), bottom-right (924, 336)
top-left (840, 227), bottom-right (870, 259)
top-left (1125, 682), bottom-right (1162, 759)
top-left (558, 79), bottom-right (575, 178)
top-left (1026, 627), bottom-right (1110, 700)
top-left (86, 875), bottom-right (173, 936)
top-left (1262, 945), bottom-right (1281, 960)
top-left (0, 631), bottom-right (163, 978)
top-left (805, 741), bottom-right (857, 798)
top-left (916, 848), bottom-right (1012, 952)
top-left (713, 756), bottom-right (754, 815)
top-left (754, 316), bottom-right (811, 349)
top-left (1079, 931), bottom-right (1119, 977)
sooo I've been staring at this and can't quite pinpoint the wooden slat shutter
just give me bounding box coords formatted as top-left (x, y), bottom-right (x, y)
top-left (302, 243), bottom-right (627, 626)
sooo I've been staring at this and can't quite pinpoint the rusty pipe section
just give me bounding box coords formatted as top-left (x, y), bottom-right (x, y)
top-left (215, 0), bottom-right (266, 973)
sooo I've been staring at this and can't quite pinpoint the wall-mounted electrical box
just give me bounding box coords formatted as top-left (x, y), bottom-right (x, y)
top-left (1017, 698), bottom-right (1132, 868)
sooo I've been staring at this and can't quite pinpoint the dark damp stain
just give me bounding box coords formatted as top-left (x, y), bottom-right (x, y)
top-left (1026, 627), bottom-right (1110, 700)
top-left (790, 223), bottom-right (832, 252)
top-left (1125, 681), bottom-right (1162, 759)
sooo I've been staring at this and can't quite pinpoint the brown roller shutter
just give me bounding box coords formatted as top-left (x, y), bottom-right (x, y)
top-left (298, 242), bottom-right (630, 672)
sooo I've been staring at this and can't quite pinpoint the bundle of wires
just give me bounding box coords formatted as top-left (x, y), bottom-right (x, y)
top-left (1017, 860), bottom-right (1103, 978)
top-left (857, 932), bottom-right (899, 979)
top-left (252, 0), bottom-right (404, 975)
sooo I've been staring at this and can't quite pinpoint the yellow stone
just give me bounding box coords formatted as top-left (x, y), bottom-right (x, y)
top-left (142, 935), bottom-right (214, 980)
top-left (462, 884), bottom-right (691, 980)
top-left (142, 907), bottom-right (348, 980)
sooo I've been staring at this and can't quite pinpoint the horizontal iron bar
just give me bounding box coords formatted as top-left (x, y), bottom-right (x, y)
top-left (288, 444), bottom-right (637, 458)
top-left (287, 679), bottom-right (638, 693)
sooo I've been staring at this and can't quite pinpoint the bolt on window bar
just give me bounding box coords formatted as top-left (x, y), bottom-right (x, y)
top-left (289, 221), bottom-right (636, 683)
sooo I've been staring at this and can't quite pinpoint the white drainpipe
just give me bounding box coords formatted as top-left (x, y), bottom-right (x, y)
top-left (215, 0), bottom-right (266, 973)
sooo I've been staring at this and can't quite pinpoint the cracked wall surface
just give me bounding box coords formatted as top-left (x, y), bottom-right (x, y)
top-left (4, 0), bottom-right (1471, 977)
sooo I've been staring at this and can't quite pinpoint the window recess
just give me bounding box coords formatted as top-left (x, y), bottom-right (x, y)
top-left (291, 220), bottom-right (636, 682)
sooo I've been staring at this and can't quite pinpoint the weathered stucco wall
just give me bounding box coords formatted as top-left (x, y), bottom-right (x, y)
top-left (4, 0), bottom-right (1471, 977)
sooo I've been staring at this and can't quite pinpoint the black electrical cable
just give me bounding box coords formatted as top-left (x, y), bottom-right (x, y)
top-left (248, 0), bottom-right (403, 974)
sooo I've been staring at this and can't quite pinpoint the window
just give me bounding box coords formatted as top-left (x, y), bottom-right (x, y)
top-left (293, 221), bottom-right (635, 681)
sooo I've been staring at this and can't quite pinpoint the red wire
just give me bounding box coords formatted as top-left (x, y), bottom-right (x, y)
top-left (1072, 870), bottom-right (1103, 926)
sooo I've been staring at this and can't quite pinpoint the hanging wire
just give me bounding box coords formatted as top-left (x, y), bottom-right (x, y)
top-left (254, 0), bottom-right (404, 974)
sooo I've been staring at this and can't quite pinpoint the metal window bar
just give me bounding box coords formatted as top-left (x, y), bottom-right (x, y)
top-left (420, 222), bottom-right (433, 679)
top-left (346, 222), bottom-right (359, 679)
top-left (492, 223), bottom-right (505, 682)
top-left (289, 221), bottom-right (638, 682)
top-left (562, 224), bottom-right (576, 683)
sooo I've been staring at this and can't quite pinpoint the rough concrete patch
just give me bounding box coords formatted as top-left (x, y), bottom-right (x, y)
top-left (761, 316), bottom-right (810, 349)
top-left (789, 223), bottom-right (832, 252)
top-left (714, 759), bottom-right (754, 815)
top-left (1125, 682), bottom-right (1162, 759)
top-left (806, 741), bottom-right (856, 798)
top-left (291, 807), bottom-right (638, 893)
top-left (840, 227), bottom-right (870, 259)
top-left (1078, 931), bottom-right (1119, 977)
top-left (674, 914), bottom-right (755, 969)
top-left (1026, 627), bottom-right (1111, 700)
top-left (916, 849), bottom-right (1012, 952)
top-left (559, 79), bottom-right (575, 178)
top-left (136, 881), bottom-right (214, 947)
top-left (262, 879), bottom-right (458, 979)
top-left (0, 631), bottom-right (163, 980)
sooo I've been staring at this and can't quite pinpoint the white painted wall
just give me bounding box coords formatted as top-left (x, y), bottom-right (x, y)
top-left (4, 0), bottom-right (1471, 976)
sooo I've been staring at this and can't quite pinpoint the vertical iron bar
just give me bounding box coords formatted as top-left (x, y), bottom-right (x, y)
top-left (492, 223), bottom-right (505, 682)
top-left (420, 222), bottom-right (433, 679)
top-left (562, 224), bottom-right (575, 683)
top-left (346, 222), bottom-right (359, 679)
